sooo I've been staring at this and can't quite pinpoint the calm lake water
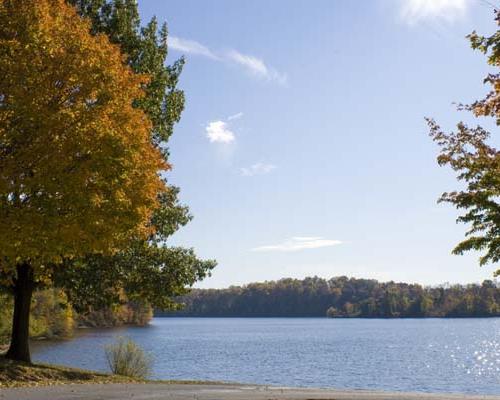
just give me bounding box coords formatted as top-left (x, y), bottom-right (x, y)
top-left (32, 318), bottom-right (500, 395)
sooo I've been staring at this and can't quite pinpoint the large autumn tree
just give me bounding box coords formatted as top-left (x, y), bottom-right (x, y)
top-left (54, 0), bottom-right (215, 316)
top-left (0, 0), bottom-right (168, 362)
top-left (50, 0), bottom-right (216, 314)
top-left (429, 11), bottom-right (500, 277)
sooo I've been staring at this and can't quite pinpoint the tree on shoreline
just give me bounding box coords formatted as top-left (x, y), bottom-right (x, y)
top-left (429, 11), bottom-right (500, 276)
top-left (0, 0), bottom-right (216, 362)
top-left (0, 0), bottom-right (166, 362)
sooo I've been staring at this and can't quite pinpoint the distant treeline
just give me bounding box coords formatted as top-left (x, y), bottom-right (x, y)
top-left (156, 276), bottom-right (500, 318)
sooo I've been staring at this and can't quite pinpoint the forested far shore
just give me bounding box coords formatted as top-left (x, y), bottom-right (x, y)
top-left (156, 276), bottom-right (500, 318)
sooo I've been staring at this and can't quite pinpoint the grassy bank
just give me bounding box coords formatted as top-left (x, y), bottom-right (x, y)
top-left (0, 356), bottom-right (144, 388)
top-left (0, 355), bottom-right (222, 388)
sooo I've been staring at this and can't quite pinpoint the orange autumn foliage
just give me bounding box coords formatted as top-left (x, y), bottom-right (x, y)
top-left (0, 0), bottom-right (167, 271)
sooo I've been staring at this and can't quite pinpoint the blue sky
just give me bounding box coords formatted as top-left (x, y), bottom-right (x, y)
top-left (138, 0), bottom-right (499, 288)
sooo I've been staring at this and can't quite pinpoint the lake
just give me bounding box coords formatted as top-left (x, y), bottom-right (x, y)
top-left (31, 318), bottom-right (500, 395)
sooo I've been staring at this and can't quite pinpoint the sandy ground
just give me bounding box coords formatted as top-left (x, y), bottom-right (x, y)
top-left (1, 383), bottom-right (499, 400)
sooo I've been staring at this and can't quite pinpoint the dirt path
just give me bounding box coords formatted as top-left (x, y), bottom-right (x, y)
top-left (1, 383), bottom-right (499, 400)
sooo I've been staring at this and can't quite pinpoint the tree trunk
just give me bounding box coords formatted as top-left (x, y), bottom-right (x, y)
top-left (5, 263), bottom-right (34, 363)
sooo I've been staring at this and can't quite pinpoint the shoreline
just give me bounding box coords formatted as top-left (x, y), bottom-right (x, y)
top-left (2, 383), bottom-right (499, 400)
top-left (1, 357), bottom-right (498, 399)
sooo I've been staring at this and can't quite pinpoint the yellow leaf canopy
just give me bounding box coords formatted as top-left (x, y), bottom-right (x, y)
top-left (0, 0), bottom-right (167, 268)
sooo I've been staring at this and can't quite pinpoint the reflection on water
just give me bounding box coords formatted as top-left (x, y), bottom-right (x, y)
top-left (32, 318), bottom-right (500, 395)
top-left (466, 340), bottom-right (499, 377)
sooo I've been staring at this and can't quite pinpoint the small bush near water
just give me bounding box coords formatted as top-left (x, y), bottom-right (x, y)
top-left (105, 337), bottom-right (152, 379)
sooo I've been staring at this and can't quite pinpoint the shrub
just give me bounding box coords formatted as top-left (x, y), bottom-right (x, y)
top-left (78, 301), bottom-right (153, 328)
top-left (30, 289), bottom-right (74, 339)
top-left (0, 294), bottom-right (13, 345)
top-left (105, 337), bottom-right (152, 378)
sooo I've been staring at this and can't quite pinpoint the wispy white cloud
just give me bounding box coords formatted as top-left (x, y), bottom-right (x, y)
top-left (227, 112), bottom-right (244, 121)
top-left (400, 0), bottom-right (469, 25)
top-left (169, 36), bottom-right (286, 84)
top-left (240, 162), bottom-right (276, 177)
top-left (227, 51), bottom-right (268, 77)
top-left (206, 120), bottom-right (235, 143)
top-left (252, 237), bottom-right (342, 252)
top-left (169, 36), bottom-right (218, 59)
top-left (226, 50), bottom-right (288, 85)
